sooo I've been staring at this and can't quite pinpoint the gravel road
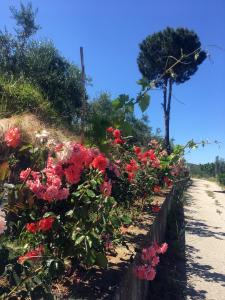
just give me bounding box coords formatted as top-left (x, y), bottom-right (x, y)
top-left (185, 178), bottom-right (225, 300)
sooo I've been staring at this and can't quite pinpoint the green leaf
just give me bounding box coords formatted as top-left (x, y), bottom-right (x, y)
top-left (65, 209), bottom-right (74, 217)
top-left (125, 102), bottom-right (134, 114)
top-left (139, 94), bottom-right (150, 112)
top-left (95, 252), bottom-right (108, 268)
top-left (121, 214), bottom-right (132, 225)
top-left (120, 121), bottom-right (132, 135)
top-left (137, 78), bottom-right (150, 90)
top-left (74, 235), bottom-right (85, 245)
top-left (19, 144), bottom-right (32, 152)
top-left (112, 98), bottom-right (123, 110)
top-left (86, 236), bottom-right (93, 248)
top-left (86, 189), bottom-right (96, 198)
top-left (43, 212), bottom-right (56, 218)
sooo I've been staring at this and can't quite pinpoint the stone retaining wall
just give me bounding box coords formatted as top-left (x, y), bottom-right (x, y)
top-left (112, 179), bottom-right (189, 300)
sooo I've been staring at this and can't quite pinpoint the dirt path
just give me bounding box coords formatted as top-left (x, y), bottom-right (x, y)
top-left (185, 178), bottom-right (225, 300)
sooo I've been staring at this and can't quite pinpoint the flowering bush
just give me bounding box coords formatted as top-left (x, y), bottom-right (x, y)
top-left (0, 125), bottom-right (188, 297)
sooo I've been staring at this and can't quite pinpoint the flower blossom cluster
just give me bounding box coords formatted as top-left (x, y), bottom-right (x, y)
top-left (106, 127), bottom-right (125, 145)
top-left (20, 160), bottom-right (69, 202)
top-left (134, 146), bottom-right (160, 169)
top-left (134, 242), bottom-right (168, 281)
top-left (26, 216), bottom-right (55, 233)
top-left (18, 245), bottom-right (45, 264)
top-left (4, 127), bottom-right (21, 148)
top-left (20, 142), bottom-right (112, 201)
top-left (125, 159), bottom-right (139, 182)
top-left (0, 208), bottom-right (6, 235)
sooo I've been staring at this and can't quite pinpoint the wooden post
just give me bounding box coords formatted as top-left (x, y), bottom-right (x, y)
top-left (80, 46), bottom-right (86, 143)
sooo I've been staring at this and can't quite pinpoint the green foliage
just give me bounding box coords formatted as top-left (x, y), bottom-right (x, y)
top-left (10, 2), bottom-right (40, 42)
top-left (188, 156), bottom-right (225, 183)
top-left (0, 3), bottom-right (84, 124)
top-left (218, 173), bottom-right (225, 186)
top-left (138, 94), bottom-right (150, 113)
top-left (0, 75), bottom-right (59, 123)
top-left (87, 93), bottom-right (153, 148)
top-left (137, 27), bottom-right (206, 87)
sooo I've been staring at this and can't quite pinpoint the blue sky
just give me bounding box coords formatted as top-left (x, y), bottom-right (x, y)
top-left (1, 0), bottom-right (225, 163)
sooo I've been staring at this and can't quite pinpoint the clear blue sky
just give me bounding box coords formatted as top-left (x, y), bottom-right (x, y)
top-left (1, 0), bottom-right (225, 164)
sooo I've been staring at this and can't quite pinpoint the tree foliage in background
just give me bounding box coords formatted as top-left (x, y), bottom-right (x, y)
top-left (188, 156), bottom-right (225, 185)
top-left (0, 2), bottom-right (84, 124)
top-left (137, 27), bottom-right (206, 151)
top-left (87, 93), bottom-right (154, 148)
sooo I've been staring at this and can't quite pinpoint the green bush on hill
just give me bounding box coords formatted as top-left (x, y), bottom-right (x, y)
top-left (0, 76), bottom-right (59, 124)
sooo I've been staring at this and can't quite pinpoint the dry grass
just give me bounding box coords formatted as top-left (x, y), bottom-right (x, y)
top-left (0, 113), bottom-right (80, 145)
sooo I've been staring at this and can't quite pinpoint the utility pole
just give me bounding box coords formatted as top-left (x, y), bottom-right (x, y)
top-left (80, 46), bottom-right (87, 143)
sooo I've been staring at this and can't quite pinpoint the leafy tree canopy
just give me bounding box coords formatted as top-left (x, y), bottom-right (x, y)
top-left (137, 27), bottom-right (207, 87)
top-left (0, 2), bottom-right (84, 124)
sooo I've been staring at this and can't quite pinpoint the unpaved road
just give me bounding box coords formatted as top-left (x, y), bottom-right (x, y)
top-left (185, 178), bottom-right (225, 300)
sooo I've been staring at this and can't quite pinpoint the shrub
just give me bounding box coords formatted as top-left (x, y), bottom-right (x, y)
top-left (0, 125), bottom-right (188, 298)
top-left (0, 76), bottom-right (59, 124)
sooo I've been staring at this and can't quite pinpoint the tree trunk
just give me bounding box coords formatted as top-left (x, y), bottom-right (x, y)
top-left (164, 78), bottom-right (172, 154)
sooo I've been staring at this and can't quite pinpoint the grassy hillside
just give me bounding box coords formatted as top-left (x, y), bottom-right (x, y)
top-left (0, 76), bottom-right (61, 125)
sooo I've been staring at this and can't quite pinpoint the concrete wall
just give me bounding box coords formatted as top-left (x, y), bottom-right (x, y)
top-left (112, 179), bottom-right (189, 300)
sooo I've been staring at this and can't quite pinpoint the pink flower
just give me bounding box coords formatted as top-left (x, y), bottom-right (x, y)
top-left (100, 181), bottom-right (112, 197)
top-left (151, 158), bottom-right (161, 169)
top-left (160, 242), bottom-right (168, 254)
top-left (141, 246), bottom-right (156, 261)
top-left (57, 188), bottom-right (69, 200)
top-left (20, 168), bottom-right (31, 181)
top-left (133, 265), bottom-right (156, 281)
top-left (4, 127), bottom-right (21, 148)
top-left (145, 267), bottom-right (156, 281)
top-left (151, 255), bottom-right (160, 267)
top-left (0, 209), bottom-right (6, 235)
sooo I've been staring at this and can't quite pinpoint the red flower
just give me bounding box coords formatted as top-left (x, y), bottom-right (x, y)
top-left (38, 216), bottom-right (55, 232)
top-left (113, 129), bottom-right (121, 139)
top-left (153, 185), bottom-right (161, 193)
top-left (151, 205), bottom-right (160, 213)
top-left (134, 146), bottom-right (141, 155)
top-left (106, 127), bottom-right (114, 133)
top-left (91, 154), bottom-right (108, 173)
top-left (114, 137), bottom-right (125, 145)
top-left (4, 127), bottom-right (21, 148)
top-left (18, 245), bottom-right (44, 264)
top-left (164, 176), bottom-right (173, 187)
top-left (128, 172), bottom-right (135, 182)
top-left (26, 222), bottom-right (39, 234)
